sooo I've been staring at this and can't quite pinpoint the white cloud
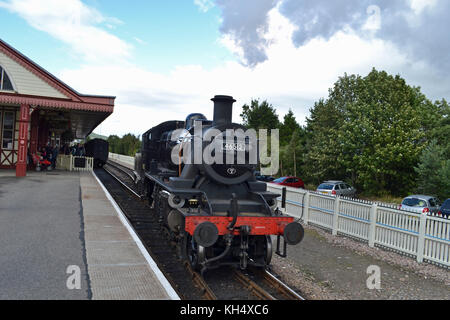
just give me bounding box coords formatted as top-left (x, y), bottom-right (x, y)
top-left (0, 0), bottom-right (132, 64)
top-left (4, 0), bottom-right (447, 137)
top-left (133, 37), bottom-right (147, 45)
top-left (59, 6), bottom-right (433, 136)
top-left (194, 0), bottom-right (215, 13)
top-left (409, 0), bottom-right (438, 14)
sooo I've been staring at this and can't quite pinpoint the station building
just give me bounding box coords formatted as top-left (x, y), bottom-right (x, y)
top-left (0, 39), bottom-right (115, 177)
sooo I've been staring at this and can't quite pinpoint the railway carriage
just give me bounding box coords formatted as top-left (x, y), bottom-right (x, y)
top-left (85, 138), bottom-right (109, 168)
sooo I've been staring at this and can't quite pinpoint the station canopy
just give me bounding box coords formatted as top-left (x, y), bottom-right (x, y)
top-left (0, 38), bottom-right (115, 139)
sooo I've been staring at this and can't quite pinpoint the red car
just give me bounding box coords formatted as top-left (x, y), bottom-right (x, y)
top-left (271, 176), bottom-right (305, 189)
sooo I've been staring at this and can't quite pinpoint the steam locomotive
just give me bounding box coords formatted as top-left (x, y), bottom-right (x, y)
top-left (133, 95), bottom-right (304, 272)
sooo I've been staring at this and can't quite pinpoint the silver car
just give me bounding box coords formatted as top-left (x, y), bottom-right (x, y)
top-left (400, 195), bottom-right (440, 215)
top-left (316, 180), bottom-right (356, 197)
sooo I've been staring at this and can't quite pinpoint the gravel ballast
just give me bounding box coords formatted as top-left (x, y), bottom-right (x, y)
top-left (270, 224), bottom-right (449, 300)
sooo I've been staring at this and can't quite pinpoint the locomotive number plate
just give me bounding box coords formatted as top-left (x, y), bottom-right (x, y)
top-left (223, 143), bottom-right (245, 151)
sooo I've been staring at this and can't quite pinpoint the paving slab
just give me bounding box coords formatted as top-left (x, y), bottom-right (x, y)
top-left (0, 171), bottom-right (89, 300)
top-left (0, 170), bottom-right (178, 300)
top-left (80, 172), bottom-right (178, 300)
top-left (88, 264), bottom-right (169, 300)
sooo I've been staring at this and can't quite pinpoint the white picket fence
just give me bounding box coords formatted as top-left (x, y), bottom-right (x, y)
top-left (267, 184), bottom-right (450, 267)
top-left (57, 154), bottom-right (94, 172)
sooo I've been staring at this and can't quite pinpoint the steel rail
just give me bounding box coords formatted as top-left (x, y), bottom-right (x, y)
top-left (106, 160), bottom-right (136, 181)
top-left (103, 164), bottom-right (141, 199)
top-left (184, 262), bottom-right (217, 300)
top-left (233, 269), bottom-right (276, 300)
top-left (262, 269), bottom-right (305, 300)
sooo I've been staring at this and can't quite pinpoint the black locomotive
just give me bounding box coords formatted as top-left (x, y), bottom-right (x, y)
top-left (133, 95), bottom-right (304, 272)
top-left (85, 138), bottom-right (109, 167)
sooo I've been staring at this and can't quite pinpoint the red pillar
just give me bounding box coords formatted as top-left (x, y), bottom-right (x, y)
top-left (16, 104), bottom-right (30, 177)
top-left (29, 110), bottom-right (39, 155)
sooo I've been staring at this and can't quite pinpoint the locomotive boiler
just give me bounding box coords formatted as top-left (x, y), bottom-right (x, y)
top-left (133, 95), bottom-right (304, 272)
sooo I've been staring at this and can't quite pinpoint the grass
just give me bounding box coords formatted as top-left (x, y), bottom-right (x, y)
top-left (357, 194), bottom-right (403, 205)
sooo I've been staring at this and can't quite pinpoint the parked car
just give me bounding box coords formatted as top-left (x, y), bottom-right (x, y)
top-left (254, 171), bottom-right (275, 182)
top-left (270, 176), bottom-right (305, 188)
top-left (399, 195), bottom-right (440, 215)
top-left (316, 180), bottom-right (356, 197)
top-left (438, 199), bottom-right (450, 218)
top-left (256, 175), bottom-right (275, 182)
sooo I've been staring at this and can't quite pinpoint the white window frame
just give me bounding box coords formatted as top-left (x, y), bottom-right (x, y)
top-left (0, 65), bottom-right (16, 92)
top-left (1, 110), bottom-right (15, 150)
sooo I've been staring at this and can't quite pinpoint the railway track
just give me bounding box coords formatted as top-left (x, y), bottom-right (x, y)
top-left (98, 160), bottom-right (306, 301)
top-left (233, 268), bottom-right (305, 300)
top-left (95, 166), bottom-right (205, 300)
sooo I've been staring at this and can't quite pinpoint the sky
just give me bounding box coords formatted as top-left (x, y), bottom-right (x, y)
top-left (0, 0), bottom-right (449, 137)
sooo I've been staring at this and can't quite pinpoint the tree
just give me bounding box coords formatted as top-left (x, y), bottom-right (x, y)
top-left (240, 99), bottom-right (280, 131)
top-left (280, 129), bottom-right (304, 177)
top-left (107, 135), bottom-right (121, 154)
top-left (302, 98), bottom-right (345, 185)
top-left (303, 69), bottom-right (436, 195)
top-left (240, 99), bottom-right (282, 176)
top-left (121, 133), bottom-right (141, 156)
top-left (279, 109), bottom-right (301, 146)
top-left (338, 70), bottom-right (429, 195)
top-left (430, 99), bottom-right (450, 158)
top-left (439, 160), bottom-right (450, 200)
top-left (415, 141), bottom-right (450, 200)
top-left (107, 134), bottom-right (141, 156)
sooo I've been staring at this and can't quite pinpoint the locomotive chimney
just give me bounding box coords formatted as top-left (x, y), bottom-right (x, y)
top-left (212, 95), bottom-right (236, 126)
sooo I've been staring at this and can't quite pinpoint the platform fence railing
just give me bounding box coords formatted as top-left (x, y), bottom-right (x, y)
top-left (266, 184), bottom-right (449, 267)
top-left (57, 154), bottom-right (94, 172)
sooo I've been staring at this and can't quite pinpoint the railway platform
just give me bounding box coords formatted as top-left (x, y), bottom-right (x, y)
top-left (0, 170), bottom-right (179, 300)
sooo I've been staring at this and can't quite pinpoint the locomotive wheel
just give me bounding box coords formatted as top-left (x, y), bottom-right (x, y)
top-left (247, 235), bottom-right (272, 268)
top-left (182, 234), bottom-right (206, 271)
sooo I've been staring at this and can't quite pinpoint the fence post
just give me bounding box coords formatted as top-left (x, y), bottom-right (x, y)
top-left (416, 213), bottom-right (427, 263)
top-left (332, 196), bottom-right (340, 235)
top-left (303, 191), bottom-right (310, 225)
top-left (369, 203), bottom-right (378, 247)
top-left (69, 155), bottom-right (73, 171)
